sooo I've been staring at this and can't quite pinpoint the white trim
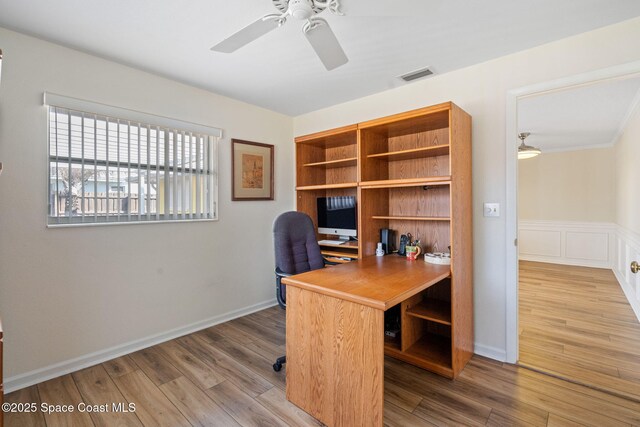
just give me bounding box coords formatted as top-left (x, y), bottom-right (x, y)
top-left (4, 299), bottom-right (277, 393)
top-left (474, 343), bottom-right (507, 362)
top-left (540, 142), bottom-right (615, 154)
top-left (613, 268), bottom-right (640, 322)
top-left (43, 92), bottom-right (223, 138)
top-left (612, 225), bottom-right (640, 322)
top-left (505, 87), bottom-right (519, 364)
top-left (505, 60), bottom-right (640, 364)
top-left (610, 85), bottom-right (640, 147)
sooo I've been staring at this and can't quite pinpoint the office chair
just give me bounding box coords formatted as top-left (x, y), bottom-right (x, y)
top-left (272, 211), bottom-right (332, 372)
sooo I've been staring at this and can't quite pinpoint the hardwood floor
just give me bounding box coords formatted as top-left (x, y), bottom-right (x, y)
top-left (6, 304), bottom-right (640, 426)
top-left (519, 260), bottom-right (640, 402)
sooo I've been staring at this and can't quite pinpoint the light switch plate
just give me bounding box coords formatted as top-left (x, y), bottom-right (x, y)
top-left (484, 202), bottom-right (500, 217)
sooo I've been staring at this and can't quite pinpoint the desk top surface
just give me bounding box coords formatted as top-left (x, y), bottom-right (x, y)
top-left (282, 256), bottom-right (451, 310)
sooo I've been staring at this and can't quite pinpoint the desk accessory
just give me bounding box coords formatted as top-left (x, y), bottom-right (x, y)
top-left (398, 234), bottom-right (408, 256)
top-left (380, 228), bottom-right (396, 254)
top-left (424, 252), bottom-right (451, 265)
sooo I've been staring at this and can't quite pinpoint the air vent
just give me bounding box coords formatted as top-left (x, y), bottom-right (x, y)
top-left (399, 67), bottom-right (434, 82)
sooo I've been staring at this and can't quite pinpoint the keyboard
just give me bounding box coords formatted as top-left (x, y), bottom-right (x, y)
top-left (318, 240), bottom-right (347, 245)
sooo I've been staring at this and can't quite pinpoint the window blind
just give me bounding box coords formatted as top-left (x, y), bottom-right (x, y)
top-left (45, 95), bottom-right (220, 226)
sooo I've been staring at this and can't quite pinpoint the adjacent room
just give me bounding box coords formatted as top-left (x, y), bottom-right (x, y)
top-left (1, 1), bottom-right (640, 426)
top-left (516, 76), bottom-right (640, 400)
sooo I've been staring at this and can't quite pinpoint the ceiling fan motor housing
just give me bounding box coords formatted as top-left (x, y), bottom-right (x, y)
top-left (289, 0), bottom-right (315, 20)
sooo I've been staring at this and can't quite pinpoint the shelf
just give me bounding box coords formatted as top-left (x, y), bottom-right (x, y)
top-left (321, 250), bottom-right (359, 259)
top-left (296, 182), bottom-right (358, 191)
top-left (360, 177), bottom-right (451, 189)
top-left (303, 157), bottom-right (357, 168)
top-left (295, 125), bottom-right (358, 148)
top-left (384, 333), bottom-right (452, 377)
top-left (405, 333), bottom-right (452, 369)
top-left (318, 241), bottom-right (359, 249)
top-left (406, 299), bottom-right (452, 325)
top-left (367, 144), bottom-right (449, 161)
top-left (371, 216), bottom-right (450, 222)
top-left (384, 335), bottom-right (400, 352)
top-left (323, 256), bottom-right (352, 264)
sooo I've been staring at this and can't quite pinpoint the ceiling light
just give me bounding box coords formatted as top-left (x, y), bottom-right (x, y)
top-left (517, 132), bottom-right (541, 160)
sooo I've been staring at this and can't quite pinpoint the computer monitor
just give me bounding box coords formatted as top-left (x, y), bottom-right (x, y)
top-left (317, 196), bottom-right (357, 240)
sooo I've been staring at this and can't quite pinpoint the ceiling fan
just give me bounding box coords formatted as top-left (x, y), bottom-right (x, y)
top-left (211, 0), bottom-right (348, 71)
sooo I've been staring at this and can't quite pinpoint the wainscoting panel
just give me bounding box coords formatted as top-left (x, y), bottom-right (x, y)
top-left (518, 221), bottom-right (615, 269)
top-left (613, 226), bottom-right (640, 321)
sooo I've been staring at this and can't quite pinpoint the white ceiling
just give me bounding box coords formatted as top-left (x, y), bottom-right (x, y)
top-left (1, 0), bottom-right (640, 115)
top-left (517, 76), bottom-right (640, 152)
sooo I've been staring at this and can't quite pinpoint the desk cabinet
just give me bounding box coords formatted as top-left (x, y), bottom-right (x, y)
top-left (294, 102), bottom-right (473, 378)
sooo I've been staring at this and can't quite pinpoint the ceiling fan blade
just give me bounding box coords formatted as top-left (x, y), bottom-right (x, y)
top-left (211, 15), bottom-right (282, 53)
top-left (303, 19), bottom-right (348, 71)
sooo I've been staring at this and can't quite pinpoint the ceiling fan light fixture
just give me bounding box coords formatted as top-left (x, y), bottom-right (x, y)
top-left (289, 0), bottom-right (314, 19)
top-left (517, 132), bottom-right (541, 160)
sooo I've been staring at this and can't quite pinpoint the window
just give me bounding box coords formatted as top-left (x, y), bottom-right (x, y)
top-left (45, 93), bottom-right (221, 226)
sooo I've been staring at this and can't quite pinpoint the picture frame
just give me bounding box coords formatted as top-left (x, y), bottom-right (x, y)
top-left (231, 139), bottom-right (274, 201)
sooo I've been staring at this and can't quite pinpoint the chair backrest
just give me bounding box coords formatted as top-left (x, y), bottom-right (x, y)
top-left (273, 211), bottom-right (324, 275)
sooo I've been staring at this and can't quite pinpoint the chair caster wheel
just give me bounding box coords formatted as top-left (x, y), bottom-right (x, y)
top-left (273, 362), bottom-right (282, 372)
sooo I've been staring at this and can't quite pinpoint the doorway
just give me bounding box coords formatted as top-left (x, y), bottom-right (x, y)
top-left (505, 63), bottom-right (640, 400)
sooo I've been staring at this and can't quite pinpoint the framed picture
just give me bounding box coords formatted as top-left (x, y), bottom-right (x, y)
top-left (231, 139), bottom-right (274, 201)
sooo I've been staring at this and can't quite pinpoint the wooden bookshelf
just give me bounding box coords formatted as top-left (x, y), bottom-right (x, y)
top-left (294, 101), bottom-right (473, 378)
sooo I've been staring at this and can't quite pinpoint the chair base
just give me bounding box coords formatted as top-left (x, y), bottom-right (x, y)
top-left (273, 355), bottom-right (286, 372)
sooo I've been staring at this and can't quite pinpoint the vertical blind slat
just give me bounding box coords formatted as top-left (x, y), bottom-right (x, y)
top-left (93, 114), bottom-right (98, 223)
top-left (181, 131), bottom-right (186, 220)
top-left (195, 135), bottom-right (201, 219)
top-left (81, 112), bottom-right (85, 221)
top-left (105, 118), bottom-right (110, 219)
top-left (67, 110), bottom-right (72, 220)
top-left (127, 121), bottom-right (132, 222)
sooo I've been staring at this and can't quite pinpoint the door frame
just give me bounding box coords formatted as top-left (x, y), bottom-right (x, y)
top-left (504, 60), bottom-right (640, 363)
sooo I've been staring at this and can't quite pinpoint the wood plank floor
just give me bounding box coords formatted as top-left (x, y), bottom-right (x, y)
top-left (519, 260), bottom-right (640, 402)
top-left (6, 304), bottom-right (640, 426)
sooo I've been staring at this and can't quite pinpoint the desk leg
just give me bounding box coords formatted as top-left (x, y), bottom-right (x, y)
top-left (286, 287), bottom-right (384, 427)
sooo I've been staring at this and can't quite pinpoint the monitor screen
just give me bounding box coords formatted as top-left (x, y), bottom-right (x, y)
top-left (317, 196), bottom-right (357, 238)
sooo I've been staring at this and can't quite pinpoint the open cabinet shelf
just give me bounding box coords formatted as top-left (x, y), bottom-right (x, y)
top-left (371, 216), bottom-right (450, 221)
top-left (406, 298), bottom-right (452, 325)
top-left (303, 157), bottom-right (358, 168)
top-left (367, 144), bottom-right (450, 161)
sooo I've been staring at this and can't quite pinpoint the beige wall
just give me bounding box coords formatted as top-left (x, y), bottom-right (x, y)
top-left (616, 103), bottom-right (640, 235)
top-left (293, 18), bottom-right (640, 358)
top-left (518, 147), bottom-right (616, 222)
top-left (0, 28), bottom-right (294, 381)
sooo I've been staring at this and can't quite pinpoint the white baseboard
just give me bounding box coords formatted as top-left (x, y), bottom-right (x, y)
top-left (474, 343), bottom-right (506, 362)
top-left (4, 299), bottom-right (277, 394)
top-left (518, 254), bottom-right (612, 269)
top-left (613, 268), bottom-right (640, 322)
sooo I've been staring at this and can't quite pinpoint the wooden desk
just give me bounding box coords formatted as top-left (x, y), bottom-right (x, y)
top-left (283, 256), bottom-right (451, 427)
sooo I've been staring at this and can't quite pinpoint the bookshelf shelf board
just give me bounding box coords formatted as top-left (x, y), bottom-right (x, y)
top-left (371, 216), bottom-right (450, 222)
top-left (320, 250), bottom-right (359, 259)
top-left (406, 299), bottom-right (452, 325)
top-left (296, 183), bottom-right (358, 191)
top-left (360, 177), bottom-right (451, 189)
top-left (303, 157), bottom-right (357, 168)
top-left (367, 144), bottom-right (449, 161)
